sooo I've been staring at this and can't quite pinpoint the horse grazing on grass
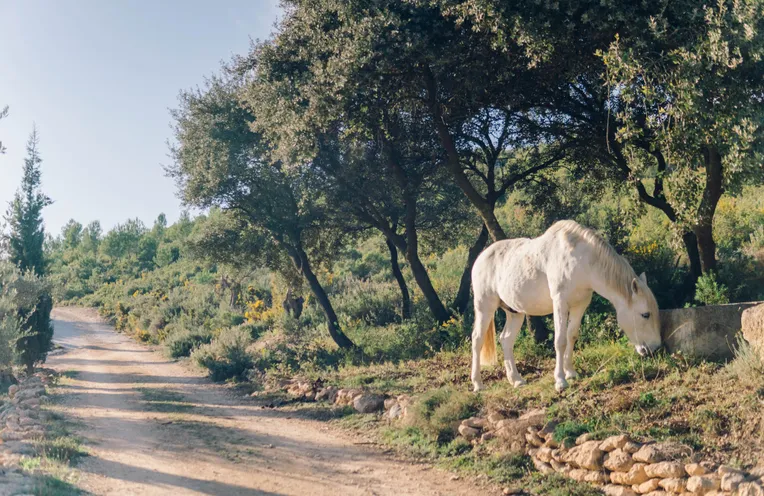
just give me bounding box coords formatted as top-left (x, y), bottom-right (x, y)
top-left (471, 220), bottom-right (661, 393)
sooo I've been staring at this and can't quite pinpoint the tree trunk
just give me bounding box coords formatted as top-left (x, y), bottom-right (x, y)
top-left (290, 246), bottom-right (355, 349)
top-left (386, 238), bottom-right (412, 320)
top-left (694, 146), bottom-right (723, 273)
top-left (681, 230), bottom-right (703, 288)
top-left (406, 247), bottom-right (451, 324)
top-left (452, 224), bottom-right (489, 314)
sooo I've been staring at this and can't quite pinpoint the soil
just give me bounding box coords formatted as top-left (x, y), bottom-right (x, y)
top-left (47, 307), bottom-right (491, 496)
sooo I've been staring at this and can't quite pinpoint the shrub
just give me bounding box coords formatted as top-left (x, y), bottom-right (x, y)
top-left (694, 272), bottom-right (730, 306)
top-left (165, 328), bottom-right (213, 358)
top-left (728, 336), bottom-right (764, 389)
top-left (407, 387), bottom-right (482, 443)
top-left (191, 326), bottom-right (254, 381)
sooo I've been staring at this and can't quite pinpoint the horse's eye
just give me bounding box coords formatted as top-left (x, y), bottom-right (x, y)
top-left (641, 312), bottom-right (650, 319)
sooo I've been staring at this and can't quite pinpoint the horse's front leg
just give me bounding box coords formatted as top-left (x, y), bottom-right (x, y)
top-left (563, 303), bottom-right (588, 381)
top-left (552, 297), bottom-right (570, 392)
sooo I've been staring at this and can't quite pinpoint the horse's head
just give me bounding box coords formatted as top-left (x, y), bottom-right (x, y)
top-left (616, 272), bottom-right (661, 357)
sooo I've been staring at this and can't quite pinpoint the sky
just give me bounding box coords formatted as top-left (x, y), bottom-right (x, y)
top-left (0, 0), bottom-right (281, 236)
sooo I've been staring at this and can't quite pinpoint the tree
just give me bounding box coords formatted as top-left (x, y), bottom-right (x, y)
top-left (601, 0), bottom-right (764, 273)
top-left (81, 220), bottom-right (102, 253)
top-left (168, 75), bottom-right (355, 349)
top-left (6, 127), bottom-right (52, 276)
top-left (245, 2), bottom-right (512, 323)
top-left (61, 219), bottom-right (84, 250)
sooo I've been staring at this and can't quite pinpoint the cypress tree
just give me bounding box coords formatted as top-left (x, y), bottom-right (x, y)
top-left (4, 126), bottom-right (54, 373)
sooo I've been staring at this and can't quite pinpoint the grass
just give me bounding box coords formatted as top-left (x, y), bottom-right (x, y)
top-left (136, 387), bottom-right (195, 413)
top-left (20, 407), bottom-right (86, 495)
top-left (304, 333), bottom-right (764, 493)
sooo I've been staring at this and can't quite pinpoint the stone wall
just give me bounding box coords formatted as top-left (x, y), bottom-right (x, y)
top-left (660, 303), bottom-right (762, 361)
top-left (741, 303), bottom-right (764, 360)
top-left (277, 379), bottom-right (764, 496)
top-left (0, 370), bottom-right (54, 495)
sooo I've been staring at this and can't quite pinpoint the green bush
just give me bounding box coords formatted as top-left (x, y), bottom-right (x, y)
top-left (694, 272), bottom-right (730, 306)
top-left (408, 386), bottom-right (482, 443)
top-left (165, 328), bottom-right (213, 358)
top-left (191, 326), bottom-right (254, 381)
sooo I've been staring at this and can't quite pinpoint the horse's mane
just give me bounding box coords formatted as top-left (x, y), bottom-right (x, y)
top-left (547, 220), bottom-right (644, 302)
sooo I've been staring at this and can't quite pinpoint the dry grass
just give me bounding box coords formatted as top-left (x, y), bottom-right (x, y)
top-left (318, 336), bottom-right (764, 469)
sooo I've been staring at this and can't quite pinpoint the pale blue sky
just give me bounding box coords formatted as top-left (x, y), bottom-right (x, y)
top-left (0, 0), bottom-right (281, 236)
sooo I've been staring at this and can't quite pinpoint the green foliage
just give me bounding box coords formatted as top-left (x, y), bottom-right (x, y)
top-left (191, 326), bottom-right (254, 381)
top-left (407, 386), bottom-right (481, 443)
top-left (694, 273), bottom-right (730, 306)
top-left (6, 127), bottom-right (52, 276)
top-left (165, 327), bottom-right (213, 359)
top-left (0, 261), bottom-right (54, 374)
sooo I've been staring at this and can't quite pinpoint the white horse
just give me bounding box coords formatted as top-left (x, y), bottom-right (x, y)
top-left (471, 220), bottom-right (661, 392)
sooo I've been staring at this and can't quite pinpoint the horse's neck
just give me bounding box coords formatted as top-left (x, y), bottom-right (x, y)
top-left (587, 259), bottom-right (630, 312)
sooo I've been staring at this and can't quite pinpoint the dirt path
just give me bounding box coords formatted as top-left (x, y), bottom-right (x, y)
top-left (47, 307), bottom-right (489, 496)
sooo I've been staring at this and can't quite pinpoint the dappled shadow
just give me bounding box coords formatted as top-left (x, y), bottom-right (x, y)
top-left (77, 458), bottom-right (283, 496)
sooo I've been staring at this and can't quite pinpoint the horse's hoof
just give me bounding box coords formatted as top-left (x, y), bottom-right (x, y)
top-left (511, 378), bottom-right (526, 388)
top-left (472, 383), bottom-right (485, 393)
top-left (554, 379), bottom-right (569, 392)
top-left (565, 371), bottom-right (579, 380)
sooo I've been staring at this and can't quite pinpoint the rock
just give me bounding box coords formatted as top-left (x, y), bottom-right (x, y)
top-left (539, 420), bottom-right (558, 438)
top-left (686, 475), bottom-right (721, 494)
top-left (717, 465), bottom-right (743, 476)
top-left (566, 440), bottom-right (605, 471)
top-left (383, 398), bottom-right (397, 410)
top-left (645, 462), bottom-right (686, 479)
top-left (550, 460), bottom-right (568, 474)
top-left (603, 485), bottom-right (639, 496)
top-left (737, 481), bottom-right (764, 496)
top-left (642, 492), bottom-right (669, 496)
top-left (611, 463), bottom-right (650, 485)
top-left (386, 404), bottom-right (403, 420)
top-left (353, 394), bottom-right (385, 414)
top-left (605, 449), bottom-right (635, 473)
top-left (659, 477), bottom-right (687, 493)
top-left (519, 408), bottom-right (546, 426)
top-left (458, 424), bottom-right (480, 441)
top-left (720, 472), bottom-right (745, 492)
top-left (585, 471), bottom-right (610, 485)
top-left (741, 303), bottom-right (764, 361)
top-left (634, 479), bottom-right (661, 494)
top-left (686, 464), bottom-right (710, 476)
top-left (535, 447), bottom-right (553, 463)
top-left (532, 457), bottom-right (554, 475)
top-left (569, 468), bottom-right (590, 482)
top-left (525, 431), bottom-right (545, 447)
top-left (480, 431), bottom-right (496, 442)
top-left (487, 412), bottom-right (506, 425)
top-left (633, 443), bottom-right (688, 464)
top-left (7, 385), bottom-right (18, 398)
top-left (749, 466), bottom-right (764, 479)
top-left (601, 434), bottom-right (630, 452)
top-left (576, 433), bottom-right (594, 445)
top-left (462, 417), bottom-right (488, 430)
top-left (624, 441), bottom-right (643, 454)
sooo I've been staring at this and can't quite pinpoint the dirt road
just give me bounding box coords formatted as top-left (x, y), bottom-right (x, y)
top-left (47, 307), bottom-right (486, 496)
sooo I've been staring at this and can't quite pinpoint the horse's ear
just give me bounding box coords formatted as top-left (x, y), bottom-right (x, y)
top-left (631, 278), bottom-right (640, 295)
top-left (639, 272), bottom-right (647, 284)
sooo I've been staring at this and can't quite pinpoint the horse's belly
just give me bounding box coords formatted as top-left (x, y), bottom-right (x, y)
top-left (499, 277), bottom-right (554, 316)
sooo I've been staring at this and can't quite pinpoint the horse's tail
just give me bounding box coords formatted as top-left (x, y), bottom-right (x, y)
top-left (480, 319), bottom-right (497, 366)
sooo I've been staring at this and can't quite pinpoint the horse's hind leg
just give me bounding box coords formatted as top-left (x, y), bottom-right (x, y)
top-left (471, 297), bottom-right (499, 392)
top-left (499, 311), bottom-right (526, 387)
top-left (563, 303), bottom-right (588, 381)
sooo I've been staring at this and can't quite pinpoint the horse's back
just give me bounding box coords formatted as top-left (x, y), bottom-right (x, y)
top-left (473, 237), bottom-right (554, 315)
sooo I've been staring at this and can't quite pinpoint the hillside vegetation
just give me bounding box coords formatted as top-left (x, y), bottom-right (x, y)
top-left (44, 0), bottom-right (764, 491)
